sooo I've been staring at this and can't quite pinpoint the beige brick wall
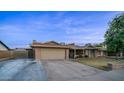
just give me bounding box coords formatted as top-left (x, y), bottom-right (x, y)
top-left (34, 48), bottom-right (41, 61)
top-left (65, 49), bottom-right (69, 60)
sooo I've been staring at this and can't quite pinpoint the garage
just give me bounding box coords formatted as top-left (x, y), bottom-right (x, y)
top-left (40, 48), bottom-right (67, 60)
top-left (31, 41), bottom-right (69, 60)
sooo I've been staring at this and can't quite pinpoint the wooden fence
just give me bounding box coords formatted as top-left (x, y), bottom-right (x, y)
top-left (13, 50), bottom-right (28, 58)
top-left (0, 49), bottom-right (34, 61)
top-left (0, 51), bottom-right (13, 60)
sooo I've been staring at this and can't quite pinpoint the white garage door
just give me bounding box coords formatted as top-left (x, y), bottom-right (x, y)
top-left (41, 48), bottom-right (66, 60)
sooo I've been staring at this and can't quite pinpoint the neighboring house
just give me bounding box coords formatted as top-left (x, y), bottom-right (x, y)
top-left (31, 41), bottom-right (107, 60)
top-left (0, 41), bottom-right (10, 51)
top-left (31, 41), bottom-right (70, 60)
top-left (0, 41), bottom-right (12, 60)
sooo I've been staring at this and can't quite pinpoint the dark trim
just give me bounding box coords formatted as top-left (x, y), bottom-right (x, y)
top-left (31, 46), bottom-right (69, 49)
top-left (0, 41), bottom-right (10, 50)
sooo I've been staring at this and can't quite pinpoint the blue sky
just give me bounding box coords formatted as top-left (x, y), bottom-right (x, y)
top-left (0, 11), bottom-right (122, 48)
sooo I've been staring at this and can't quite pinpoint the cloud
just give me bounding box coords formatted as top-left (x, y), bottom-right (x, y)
top-left (0, 13), bottom-right (106, 47)
top-left (64, 27), bottom-right (106, 44)
top-left (0, 11), bottom-right (122, 48)
top-left (65, 27), bottom-right (106, 34)
top-left (0, 25), bottom-right (21, 31)
top-left (65, 33), bottom-right (104, 44)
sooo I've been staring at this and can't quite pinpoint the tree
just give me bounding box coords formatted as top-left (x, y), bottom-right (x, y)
top-left (84, 43), bottom-right (92, 47)
top-left (105, 13), bottom-right (124, 57)
top-left (94, 42), bottom-right (106, 48)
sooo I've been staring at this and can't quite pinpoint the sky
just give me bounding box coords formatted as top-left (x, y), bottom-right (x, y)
top-left (0, 11), bottom-right (123, 48)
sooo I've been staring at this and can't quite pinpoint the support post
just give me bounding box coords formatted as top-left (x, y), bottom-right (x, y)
top-left (74, 49), bottom-right (76, 59)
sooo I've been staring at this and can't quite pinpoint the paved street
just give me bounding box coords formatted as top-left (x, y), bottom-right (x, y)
top-left (0, 59), bottom-right (47, 81)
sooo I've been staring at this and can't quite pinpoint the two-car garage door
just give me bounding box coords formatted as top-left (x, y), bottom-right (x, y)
top-left (40, 48), bottom-right (66, 60)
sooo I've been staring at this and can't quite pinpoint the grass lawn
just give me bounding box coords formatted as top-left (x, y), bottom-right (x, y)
top-left (78, 57), bottom-right (124, 71)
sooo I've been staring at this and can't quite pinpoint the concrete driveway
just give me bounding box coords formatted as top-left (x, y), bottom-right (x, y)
top-left (0, 59), bottom-right (47, 81)
top-left (1, 59), bottom-right (124, 81)
top-left (42, 60), bottom-right (104, 80)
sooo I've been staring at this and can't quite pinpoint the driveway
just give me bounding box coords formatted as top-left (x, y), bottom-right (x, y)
top-left (42, 60), bottom-right (124, 81)
top-left (42, 60), bottom-right (104, 80)
top-left (84, 69), bottom-right (124, 81)
top-left (1, 59), bottom-right (124, 81)
top-left (0, 59), bottom-right (47, 81)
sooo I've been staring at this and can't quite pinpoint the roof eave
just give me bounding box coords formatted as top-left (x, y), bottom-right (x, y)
top-left (0, 41), bottom-right (10, 50)
top-left (31, 45), bottom-right (70, 49)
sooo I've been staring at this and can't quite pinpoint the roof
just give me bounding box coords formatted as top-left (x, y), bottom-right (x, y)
top-left (31, 41), bottom-right (107, 50)
top-left (68, 44), bottom-right (100, 50)
top-left (0, 41), bottom-right (10, 50)
top-left (98, 48), bottom-right (107, 51)
top-left (31, 41), bottom-right (70, 49)
top-left (44, 41), bottom-right (60, 45)
top-left (68, 45), bottom-right (84, 49)
top-left (83, 46), bottom-right (98, 50)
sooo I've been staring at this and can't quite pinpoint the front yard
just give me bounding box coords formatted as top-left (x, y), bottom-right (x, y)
top-left (78, 57), bottom-right (124, 71)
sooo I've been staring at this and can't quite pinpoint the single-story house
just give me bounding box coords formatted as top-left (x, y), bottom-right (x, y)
top-left (68, 45), bottom-right (107, 59)
top-left (31, 41), bottom-right (70, 60)
top-left (0, 41), bottom-right (10, 51)
top-left (31, 41), bottom-right (107, 60)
